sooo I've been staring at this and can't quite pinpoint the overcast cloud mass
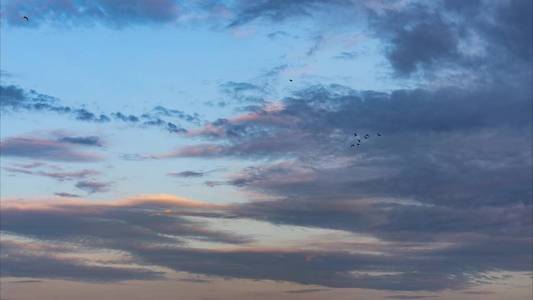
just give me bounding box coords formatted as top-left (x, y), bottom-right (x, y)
top-left (0, 1), bottom-right (531, 299)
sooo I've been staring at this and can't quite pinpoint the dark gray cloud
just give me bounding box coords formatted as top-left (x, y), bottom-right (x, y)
top-left (385, 296), bottom-right (437, 300)
top-left (168, 168), bottom-right (224, 179)
top-left (1, 194), bottom-right (530, 290)
top-left (0, 196), bottom-right (249, 249)
top-left (1, 0), bottom-right (531, 293)
top-left (366, 0), bottom-right (532, 77)
top-left (0, 239), bottom-right (163, 282)
top-left (167, 81), bottom-right (531, 160)
top-left (54, 192), bottom-right (81, 198)
top-left (132, 1), bottom-right (533, 291)
top-left (7, 280), bottom-right (43, 284)
top-left (285, 288), bottom-right (330, 294)
top-left (0, 137), bottom-right (104, 162)
top-left (168, 170), bottom-right (206, 178)
top-left (177, 278), bottom-right (211, 284)
top-left (127, 241), bottom-right (520, 291)
top-left (58, 136), bottom-right (103, 147)
top-left (0, 84), bottom-right (193, 133)
top-left (372, 7), bottom-right (461, 75)
top-left (75, 180), bottom-right (113, 194)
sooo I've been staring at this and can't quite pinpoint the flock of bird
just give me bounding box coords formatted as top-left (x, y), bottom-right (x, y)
top-left (350, 132), bottom-right (381, 148)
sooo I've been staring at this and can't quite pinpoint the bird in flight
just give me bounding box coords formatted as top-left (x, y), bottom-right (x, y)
top-left (22, 16), bottom-right (29, 22)
top-left (289, 79), bottom-right (293, 82)
top-left (350, 131), bottom-right (382, 150)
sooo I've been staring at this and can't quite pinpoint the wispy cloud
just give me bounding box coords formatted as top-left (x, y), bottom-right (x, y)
top-left (0, 136), bottom-right (104, 162)
top-left (58, 136), bottom-right (103, 147)
top-left (54, 192), bottom-right (81, 198)
top-left (1, 84), bottom-right (197, 133)
top-left (75, 180), bottom-right (113, 194)
top-left (5, 166), bottom-right (100, 181)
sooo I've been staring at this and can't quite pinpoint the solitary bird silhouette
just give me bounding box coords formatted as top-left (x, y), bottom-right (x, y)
top-left (22, 16), bottom-right (29, 22)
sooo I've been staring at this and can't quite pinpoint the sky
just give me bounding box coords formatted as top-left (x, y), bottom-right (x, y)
top-left (0, 0), bottom-right (532, 299)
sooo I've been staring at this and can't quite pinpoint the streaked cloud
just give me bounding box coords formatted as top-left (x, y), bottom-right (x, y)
top-left (0, 84), bottom-right (196, 133)
top-left (75, 180), bottom-right (113, 194)
top-left (5, 166), bottom-right (100, 181)
top-left (0, 136), bottom-right (104, 162)
top-left (58, 136), bottom-right (103, 147)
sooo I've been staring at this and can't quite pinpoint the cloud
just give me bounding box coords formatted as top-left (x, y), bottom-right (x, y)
top-left (58, 136), bottom-right (103, 147)
top-left (157, 81), bottom-right (531, 161)
top-left (0, 136), bottom-right (104, 162)
top-left (0, 238), bottom-right (164, 282)
top-left (2, 0), bottom-right (353, 29)
top-left (219, 81), bottom-right (266, 104)
top-left (0, 195), bottom-right (250, 249)
top-left (124, 244), bottom-right (484, 291)
top-left (177, 278), bottom-right (211, 283)
top-left (1, 0), bottom-right (531, 293)
top-left (267, 30), bottom-right (290, 39)
top-left (5, 166), bottom-right (100, 181)
top-left (1, 194), bottom-right (530, 290)
top-left (1, 84), bottom-right (193, 133)
top-left (151, 106), bottom-right (201, 125)
top-left (168, 168), bottom-right (224, 178)
top-left (366, 0), bottom-right (532, 77)
top-left (227, 0), bottom-right (348, 27)
top-left (285, 288), bottom-right (330, 294)
top-left (379, 10), bottom-right (461, 75)
top-left (75, 180), bottom-right (113, 194)
top-left (168, 170), bottom-right (206, 178)
top-left (54, 192), bottom-right (81, 198)
top-left (385, 296), bottom-right (438, 300)
top-left (115, 1), bottom-right (532, 289)
top-left (333, 51), bottom-right (359, 60)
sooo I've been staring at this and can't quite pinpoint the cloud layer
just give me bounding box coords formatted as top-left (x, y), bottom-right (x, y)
top-left (1, 0), bottom-right (531, 295)
top-left (0, 84), bottom-right (198, 133)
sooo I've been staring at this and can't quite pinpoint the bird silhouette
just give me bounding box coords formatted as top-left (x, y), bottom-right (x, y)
top-left (349, 131), bottom-right (383, 150)
top-left (22, 16), bottom-right (29, 21)
top-left (289, 79), bottom-right (293, 82)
